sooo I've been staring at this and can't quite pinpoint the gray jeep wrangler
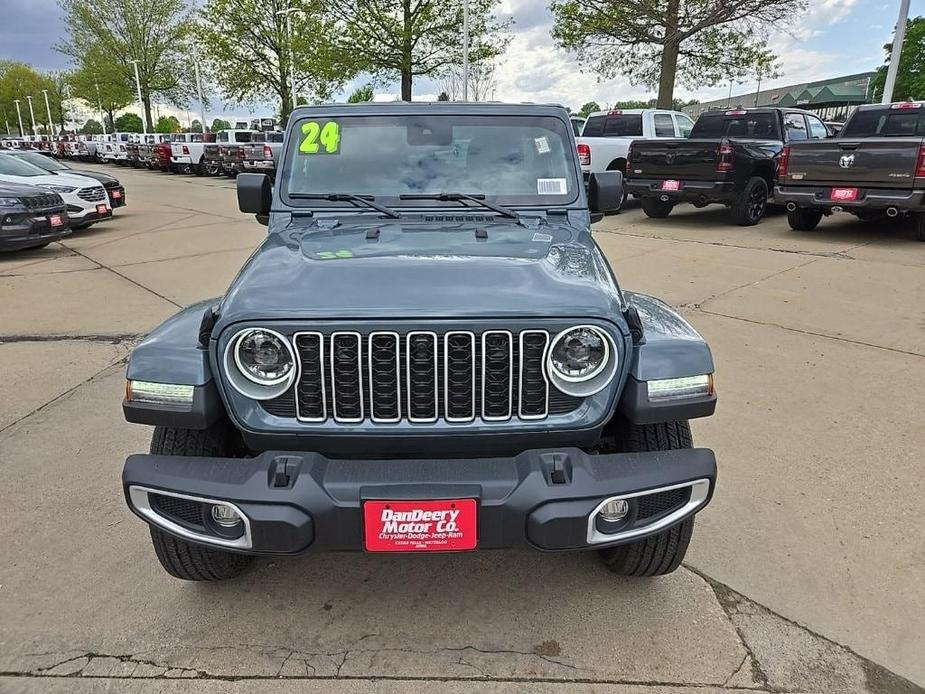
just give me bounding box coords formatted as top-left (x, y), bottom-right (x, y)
top-left (121, 103), bottom-right (717, 581)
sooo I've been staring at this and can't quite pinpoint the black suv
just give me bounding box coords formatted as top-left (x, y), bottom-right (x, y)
top-left (0, 182), bottom-right (69, 251)
top-left (121, 103), bottom-right (718, 582)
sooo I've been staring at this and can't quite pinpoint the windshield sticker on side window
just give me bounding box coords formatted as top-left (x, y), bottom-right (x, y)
top-left (299, 121), bottom-right (341, 155)
top-left (534, 136), bottom-right (551, 154)
top-left (537, 178), bottom-right (567, 195)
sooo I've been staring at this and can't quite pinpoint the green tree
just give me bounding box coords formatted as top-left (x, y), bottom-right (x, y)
top-left (550, 0), bottom-right (803, 108)
top-left (0, 62), bottom-right (54, 135)
top-left (68, 45), bottom-right (135, 128)
top-left (347, 83), bottom-right (374, 103)
top-left (155, 115), bottom-right (182, 133)
top-left (81, 118), bottom-right (104, 134)
top-left (210, 117), bottom-right (231, 132)
top-left (328, 0), bottom-right (510, 101)
top-left (437, 91), bottom-right (450, 101)
top-left (578, 100), bottom-right (600, 117)
top-left (190, 119), bottom-right (203, 133)
top-left (197, 0), bottom-right (351, 122)
top-left (870, 17), bottom-right (925, 102)
top-left (57, 0), bottom-right (195, 131)
top-left (114, 112), bottom-right (144, 132)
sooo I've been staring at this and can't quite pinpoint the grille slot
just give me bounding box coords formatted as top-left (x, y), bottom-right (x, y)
top-left (77, 186), bottom-right (106, 202)
top-left (258, 328), bottom-right (588, 423)
top-left (519, 331), bottom-right (550, 419)
top-left (331, 332), bottom-right (363, 422)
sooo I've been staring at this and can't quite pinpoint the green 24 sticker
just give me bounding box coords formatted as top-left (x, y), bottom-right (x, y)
top-left (314, 249), bottom-right (353, 260)
top-left (300, 121), bottom-right (341, 154)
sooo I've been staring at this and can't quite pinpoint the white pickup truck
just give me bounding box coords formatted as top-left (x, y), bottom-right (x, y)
top-left (169, 133), bottom-right (216, 175)
top-left (577, 108), bottom-right (694, 211)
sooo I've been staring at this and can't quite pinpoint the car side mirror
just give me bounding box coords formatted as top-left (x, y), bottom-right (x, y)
top-left (237, 173), bottom-right (272, 224)
top-left (588, 171), bottom-right (624, 223)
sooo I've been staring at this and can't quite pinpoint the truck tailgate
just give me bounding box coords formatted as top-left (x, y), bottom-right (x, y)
top-left (631, 139), bottom-right (719, 180)
top-left (787, 138), bottom-right (923, 187)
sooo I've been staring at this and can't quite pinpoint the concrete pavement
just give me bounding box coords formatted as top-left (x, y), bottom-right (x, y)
top-left (0, 165), bottom-right (922, 693)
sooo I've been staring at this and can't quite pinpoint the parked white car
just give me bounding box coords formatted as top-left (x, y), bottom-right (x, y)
top-left (576, 108), bottom-right (694, 211)
top-left (0, 152), bottom-right (112, 229)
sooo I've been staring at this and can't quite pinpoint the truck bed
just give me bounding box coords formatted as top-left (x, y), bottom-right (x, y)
top-left (783, 137), bottom-right (923, 188)
top-left (630, 138), bottom-right (779, 180)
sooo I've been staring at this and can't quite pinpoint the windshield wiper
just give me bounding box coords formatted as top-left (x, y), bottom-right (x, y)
top-left (289, 193), bottom-right (401, 219)
top-left (398, 192), bottom-right (521, 220)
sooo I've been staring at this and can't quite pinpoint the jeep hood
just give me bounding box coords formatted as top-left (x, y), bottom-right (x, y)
top-left (217, 219), bottom-right (625, 325)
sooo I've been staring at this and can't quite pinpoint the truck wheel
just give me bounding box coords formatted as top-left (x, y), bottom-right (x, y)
top-left (732, 177), bottom-right (769, 226)
top-left (787, 207), bottom-right (823, 231)
top-left (146, 424), bottom-right (253, 581)
top-left (916, 214), bottom-right (925, 242)
top-left (641, 197), bottom-right (674, 219)
top-left (598, 421), bottom-right (695, 577)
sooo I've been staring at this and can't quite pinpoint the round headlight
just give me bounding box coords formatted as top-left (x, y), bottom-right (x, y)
top-left (549, 326), bottom-right (609, 382)
top-left (233, 329), bottom-right (294, 385)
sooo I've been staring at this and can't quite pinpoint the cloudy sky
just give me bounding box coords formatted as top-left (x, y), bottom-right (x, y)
top-left (0, 0), bottom-right (913, 123)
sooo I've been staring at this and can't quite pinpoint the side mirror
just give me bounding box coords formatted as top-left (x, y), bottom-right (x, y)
top-left (588, 171), bottom-right (624, 222)
top-left (237, 173), bottom-right (272, 224)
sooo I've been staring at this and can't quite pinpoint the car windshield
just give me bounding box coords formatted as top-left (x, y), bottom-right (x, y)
top-left (281, 114), bottom-right (579, 207)
top-left (0, 154), bottom-right (48, 177)
top-left (16, 152), bottom-right (65, 171)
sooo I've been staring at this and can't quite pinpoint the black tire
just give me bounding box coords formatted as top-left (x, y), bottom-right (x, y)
top-left (146, 424), bottom-right (253, 581)
top-left (916, 214), bottom-right (925, 242)
top-left (787, 207), bottom-right (823, 231)
top-left (731, 176), bottom-right (769, 226)
top-left (598, 421), bottom-right (695, 577)
top-left (641, 197), bottom-right (674, 219)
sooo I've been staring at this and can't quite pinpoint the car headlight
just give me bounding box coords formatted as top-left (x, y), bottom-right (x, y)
top-left (224, 328), bottom-right (297, 400)
top-left (39, 185), bottom-right (77, 194)
top-left (0, 197), bottom-right (20, 207)
top-left (546, 325), bottom-right (618, 397)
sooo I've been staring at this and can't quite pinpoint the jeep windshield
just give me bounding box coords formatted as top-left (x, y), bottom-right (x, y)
top-left (280, 114), bottom-right (580, 209)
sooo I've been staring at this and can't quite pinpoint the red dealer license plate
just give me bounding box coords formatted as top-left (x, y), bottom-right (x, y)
top-left (96, 204), bottom-right (109, 216)
top-left (364, 499), bottom-right (478, 552)
top-left (112, 190), bottom-right (122, 199)
top-left (830, 187), bottom-right (859, 201)
top-left (661, 179), bottom-right (681, 191)
top-left (48, 214), bottom-right (63, 227)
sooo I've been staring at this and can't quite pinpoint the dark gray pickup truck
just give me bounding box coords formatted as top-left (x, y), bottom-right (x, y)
top-left (625, 108), bottom-right (831, 226)
top-left (120, 102), bottom-right (718, 583)
top-left (775, 101), bottom-right (925, 240)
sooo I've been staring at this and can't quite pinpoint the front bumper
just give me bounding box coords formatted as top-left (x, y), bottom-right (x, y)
top-left (123, 446), bottom-right (716, 555)
top-left (0, 212), bottom-right (71, 250)
top-left (774, 184), bottom-right (925, 211)
top-left (625, 178), bottom-right (738, 204)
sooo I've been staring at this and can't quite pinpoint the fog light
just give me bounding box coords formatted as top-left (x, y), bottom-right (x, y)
top-left (599, 499), bottom-right (629, 523)
top-left (211, 504), bottom-right (242, 527)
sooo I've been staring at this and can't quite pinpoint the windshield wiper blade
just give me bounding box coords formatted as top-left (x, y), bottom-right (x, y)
top-left (289, 193), bottom-right (401, 219)
top-left (399, 192), bottom-right (521, 220)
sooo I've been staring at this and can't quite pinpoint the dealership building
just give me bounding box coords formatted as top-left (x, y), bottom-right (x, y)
top-left (686, 72), bottom-right (876, 123)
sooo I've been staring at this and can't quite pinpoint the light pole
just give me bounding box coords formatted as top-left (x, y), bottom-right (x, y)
top-left (25, 95), bottom-right (37, 135)
top-left (41, 89), bottom-right (54, 139)
top-left (193, 53), bottom-right (208, 133)
top-left (883, 0), bottom-right (911, 103)
top-left (462, 0), bottom-right (469, 101)
top-left (96, 82), bottom-right (107, 135)
top-left (13, 99), bottom-right (24, 137)
top-left (129, 59), bottom-right (147, 132)
top-left (276, 7), bottom-right (300, 111)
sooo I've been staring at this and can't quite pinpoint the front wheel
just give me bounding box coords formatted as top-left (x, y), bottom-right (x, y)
top-left (641, 197), bottom-right (674, 219)
top-left (146, 424), bottom-right (253, 581)
top-left (598, 421), bottom-right (696, 577)
top-left (731, 176), bottom-right (769, 226)
top-left (787, 207), bottom-right (823, 231)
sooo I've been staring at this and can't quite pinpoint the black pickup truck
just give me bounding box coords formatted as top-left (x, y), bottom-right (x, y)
top-left (775, 101), bottom-right (925, 240)
top-left (625, 108), bottom-right (833, 226)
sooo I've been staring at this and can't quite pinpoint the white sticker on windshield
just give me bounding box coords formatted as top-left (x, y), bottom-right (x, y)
top-left (537, 178), bottom-right (567, 195)
top-left (534, 136), bottom-right (551, 154)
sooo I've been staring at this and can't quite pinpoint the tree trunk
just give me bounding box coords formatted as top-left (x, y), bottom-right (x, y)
top-left (401, 0), bottom-right (413, 101)
top-left (279, 60), bottom-right (292, 124)
top-left (142, 94), bottom-right (153, 133)
top-left (656, 0), bottom-right (681, 109)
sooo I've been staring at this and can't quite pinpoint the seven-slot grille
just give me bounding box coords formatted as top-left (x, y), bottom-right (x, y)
top-left (77, 186), bottom-right (106, 202)
top-left (275, 329), bottom-right (572, 424)
top-left (20, 193), bottom-right (61, 209)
